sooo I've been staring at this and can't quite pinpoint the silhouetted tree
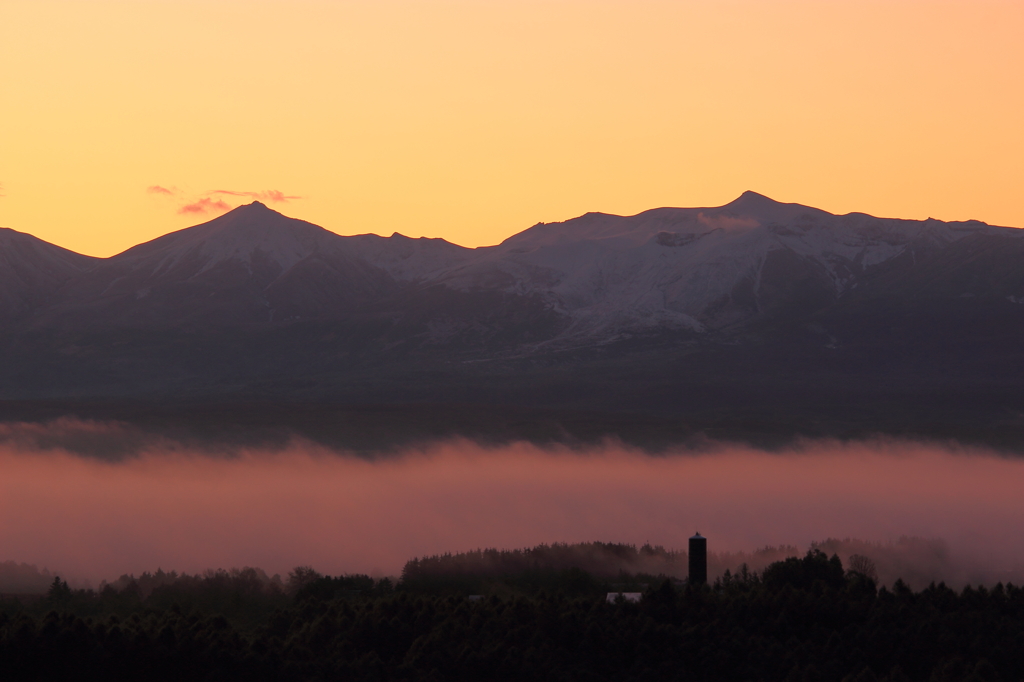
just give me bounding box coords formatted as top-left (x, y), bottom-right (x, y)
top-left (45, 577), bottom-right (72, 610)
top-left (848, 553), bottom-right (879, 582)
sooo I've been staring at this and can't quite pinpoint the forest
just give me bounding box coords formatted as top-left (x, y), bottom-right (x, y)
top-left (1, 544), bottom-right (1021, 681)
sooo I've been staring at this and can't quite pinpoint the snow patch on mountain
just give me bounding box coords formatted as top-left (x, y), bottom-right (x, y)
top-left (111, 202), bottom-right (345, 280)
top-left (422, 192), bottom-right (1010, 338)
top-left (7, 192), bottom-right (1019, 346)
top-left (341, 233), bottom-right (473, 281)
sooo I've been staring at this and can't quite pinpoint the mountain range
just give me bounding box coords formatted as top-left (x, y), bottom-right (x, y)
top-left (3, 192), bottom-right (1024, 448)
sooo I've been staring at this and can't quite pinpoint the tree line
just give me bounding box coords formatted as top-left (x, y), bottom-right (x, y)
top-left (1, 548), bottom-right (1022, 681)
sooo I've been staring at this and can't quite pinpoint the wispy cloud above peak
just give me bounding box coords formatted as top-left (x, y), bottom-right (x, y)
top-left (178, 197), bottom-right (232, 215)
top-left (147, 185), bottom-right (302, 217)
top-left (209, 189), bottom-right (301, 203)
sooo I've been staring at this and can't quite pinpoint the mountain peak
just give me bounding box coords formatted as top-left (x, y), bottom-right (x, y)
top-left (232, 200), bottom-right (274, 214)
top-left (199, 200), bottom-right (292, 230)
top-left (724, 190), bottom-right (782, 210)
top-left (719, 190), bottom-right (833, 223)
top-left (109, 199), bottom-right (340, 275)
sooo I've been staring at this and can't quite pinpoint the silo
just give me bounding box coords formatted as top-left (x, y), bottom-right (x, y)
top-left (688, 533), bottom-right (707, 585)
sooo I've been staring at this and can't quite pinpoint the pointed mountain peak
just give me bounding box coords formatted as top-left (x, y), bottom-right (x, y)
top-left (111, 198), bottom-right (339, 272)
top-left (203, 200), bottom-right (292, 229)
top-left (724, 190), bottom-right (782, 210)
top-left (230, 200), bottom-right (275, 215)
top-left (718, 190), bottom-right (833, 222)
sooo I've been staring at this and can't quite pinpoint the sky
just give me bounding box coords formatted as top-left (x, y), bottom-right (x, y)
top-left (2, 0), bottom-right (1022, 258)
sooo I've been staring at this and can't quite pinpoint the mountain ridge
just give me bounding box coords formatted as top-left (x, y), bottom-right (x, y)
top-left (3, 191), bottom-right (1024, 444)
top-left (5, 191), bottom-right (1023, 338)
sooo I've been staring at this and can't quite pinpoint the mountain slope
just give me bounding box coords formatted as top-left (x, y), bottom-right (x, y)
top-left (43, 202), bottom-right (399, 329)
top-left (3, 192), bottom-right (1024, 432)
top-left (0, 228), bottom-right (98, 320)
top-left (15, 192), bottom-right (1017, 341)
top-left (424, 191), bottom-right (1011, 346)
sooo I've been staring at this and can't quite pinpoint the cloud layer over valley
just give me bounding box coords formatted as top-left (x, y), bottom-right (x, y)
top-left (0, 426), bottom-right (1021, 588)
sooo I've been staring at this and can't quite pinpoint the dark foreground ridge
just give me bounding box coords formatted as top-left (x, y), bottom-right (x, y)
top-left (2, 547), bottom-right (1023, 681)
top-left (2, 393), bottom-right (1024, 456)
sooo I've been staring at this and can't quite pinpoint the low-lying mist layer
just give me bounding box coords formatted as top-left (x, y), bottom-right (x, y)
top-left (0, 422), bottom-right (1021, 588)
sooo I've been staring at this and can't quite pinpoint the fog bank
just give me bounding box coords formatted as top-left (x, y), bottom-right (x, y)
top-left (0, 433), bottom-right (1021, 587)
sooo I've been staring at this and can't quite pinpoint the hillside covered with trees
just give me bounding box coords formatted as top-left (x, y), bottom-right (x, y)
top-left (2, 544), bottom-right (1022, 681)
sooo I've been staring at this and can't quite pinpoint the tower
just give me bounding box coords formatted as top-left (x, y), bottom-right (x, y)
top-left (688, 532), bottom-right (707, 585)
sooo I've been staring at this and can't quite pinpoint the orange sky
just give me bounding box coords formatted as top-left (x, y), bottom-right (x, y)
top-left (2, 0), bottom-right (1022, 257)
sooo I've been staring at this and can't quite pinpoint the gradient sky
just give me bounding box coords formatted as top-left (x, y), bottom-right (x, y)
top-left (2, 0), bottom-right (1022, 257)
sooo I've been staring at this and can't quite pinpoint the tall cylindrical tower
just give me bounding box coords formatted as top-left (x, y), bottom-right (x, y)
top-left (688, 532), bottom-right (707, 585)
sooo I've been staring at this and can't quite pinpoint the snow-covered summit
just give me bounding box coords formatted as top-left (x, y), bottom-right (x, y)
top-left (427, 192), bottom-right (1015, 341)
top-left (7, 192), bottom-right (1020, 343)
top-left (110, 202), bottom-right (347, 279)
top-left (496, 191), bottom-right (812, 251)
top-left (340, 232), bottom-right (473, 282)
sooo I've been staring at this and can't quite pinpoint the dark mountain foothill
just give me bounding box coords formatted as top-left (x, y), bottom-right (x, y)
top-left (3, 193), bottom-right (1024, 449)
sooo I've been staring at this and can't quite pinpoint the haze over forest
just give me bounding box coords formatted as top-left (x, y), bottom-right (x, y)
top-left (2, 192), bottom-right (1024, 591)
top-left (4, 3), bottom-right (1024, 679)
top-left (0, 423), bottom-right (1021, 590)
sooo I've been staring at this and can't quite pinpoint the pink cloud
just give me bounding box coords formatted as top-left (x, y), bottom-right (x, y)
top-left (147, 186), bottom-right (300, 217)
top-left (0, 432), bottom-right (1022, 586)
top-left (209, 189), bottom-right (301, 203)
top-left (178, 197), bottom-right (232, 215)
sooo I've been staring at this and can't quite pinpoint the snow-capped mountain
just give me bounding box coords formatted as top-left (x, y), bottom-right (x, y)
top-left (6, 191), bottom-right (1021, 336)
top-left (3, 192), bottom-right (1024, 405)
top-left (341, 232), bottom-right (474, 282)
top-left (419, 191), bottom-right (1011, 344)
top-left (44, 202), bottom-right (402, 328)
top-left (9, 192), bottom-right (1023, 340)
